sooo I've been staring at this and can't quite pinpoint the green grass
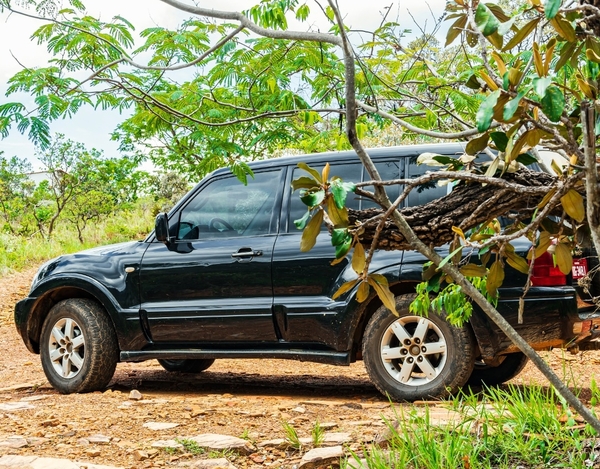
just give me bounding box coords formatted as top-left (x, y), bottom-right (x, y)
top-left (346, 384), bottom-right (598, 469)
top-left (0, 201), bottom-right (155, 275)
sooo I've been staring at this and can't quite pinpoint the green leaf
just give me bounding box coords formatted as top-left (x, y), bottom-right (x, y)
top-left (330, 179), bottom-right (355, 209)
top-left (367, 274), bottom-right (398, 316)
top-left (475, 3), bottom-right (500, 36)
top-left (331, 227), bottom-right (349, 246)
top-left (335, 236), bottom-right (352, 259)
top-left (516, 153), bottom-right (538, 166)
top-left (459, 263), bottom-right (487, 277)
top-left (503, 92), bottom-right (525, 121)
top-left (291, 176), bottom-right (319, 191)
top-left (326, 196), bottom-right (349, 228)
top-left (561, 189), bottom-right (585, 223)
top-left (486, 260), bottom-right (505, 297)
top-left (497, 16), bottom-right (516, 36)
top-left (544, 0), bottom-right (561, 20)
top-left (554, 243), bottom-right (572, 275)
top-left (300, 189), bottom-right (325, 208)
top-left (294, 210), bottom-right (311, 230)
top-left (439, 246), bottom-right (464, 269)
top-left (300, 209), bottom-right (323, 252)
top-left (505, 251), bottom-right (530, 274)
top-left (356, 280), bottom-right (370, 303)
top-left (533, 77), bottom-right (553, 99)
top-left (332, 278), bottom-right (359, 300)
top-left (476, 90), bottom-right (501, 132)
top-left (297, 162), bottom-right (322, 183)
top-left (503, 18), bottom-right (539, 51)
top-left (352, 241), bottom-right (366, 274)
top-left (445, 14), bottom-right (467, 47)
top-left (541, 86), bottom-right (565, 122)
top-left (465, 132), bottom-right (490, 155)
top-left (490, 132), bottom-right (508, 151)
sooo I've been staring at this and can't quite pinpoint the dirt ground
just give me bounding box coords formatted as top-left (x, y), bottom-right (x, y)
top-left (1, 267), bottom-right (600, 468)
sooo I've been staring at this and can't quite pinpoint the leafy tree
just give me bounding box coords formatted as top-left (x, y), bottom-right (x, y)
top-left (2, 0), bottom-right (600, 430)
top-left (33, 134), bottom-right (145, 239)
top-left (0, 152), bottom-right (35, 234)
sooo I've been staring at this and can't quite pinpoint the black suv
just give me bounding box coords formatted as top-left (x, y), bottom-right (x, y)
top-left (15, 143), bottom-right (588, 400)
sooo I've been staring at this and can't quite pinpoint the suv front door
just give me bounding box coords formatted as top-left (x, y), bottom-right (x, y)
top-left (139, 169), bottom-right (284, 344)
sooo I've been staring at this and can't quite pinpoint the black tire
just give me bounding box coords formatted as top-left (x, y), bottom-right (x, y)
top-left (40, 298), bottom-right (118, 394)
top-left (362, 294), bottom-right (476, 401)
top-left (157, 358), bottom-right (215, 373)
top-left (467, 352), bottom-right (528, 386)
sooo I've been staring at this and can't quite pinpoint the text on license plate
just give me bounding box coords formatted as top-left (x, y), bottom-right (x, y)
top-left (572, 258), bottom-right (588, 279)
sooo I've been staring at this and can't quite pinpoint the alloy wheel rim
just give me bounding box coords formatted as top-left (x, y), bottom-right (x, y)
top-left (48, 317), bottom-right (85, 379)
top-left (380, 315), bottom-right (447, 387)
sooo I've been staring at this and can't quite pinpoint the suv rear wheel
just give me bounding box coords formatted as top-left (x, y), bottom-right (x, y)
top-left (467, 352), bottom-right (528, 386)
top-left (363, 294), bottom-right (476, 401)
top-left (40, 299), bottom-right (118, 394)
top-left (157, 359), bottom-right (215, 373)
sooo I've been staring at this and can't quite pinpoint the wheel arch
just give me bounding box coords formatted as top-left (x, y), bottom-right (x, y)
top-left (26, 277), bottom-right (120, 354)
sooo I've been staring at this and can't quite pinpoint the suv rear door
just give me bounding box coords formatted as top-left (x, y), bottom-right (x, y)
top-left (139, 168), bottom-right (285, 344)
top-left (271, 159), bottom-right (403, 349)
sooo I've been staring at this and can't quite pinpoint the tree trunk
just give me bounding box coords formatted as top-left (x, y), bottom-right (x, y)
top-left (350, 170), bottom-right (557, 250)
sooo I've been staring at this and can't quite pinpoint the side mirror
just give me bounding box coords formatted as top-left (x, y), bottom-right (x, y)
top-left (155, 213), bottom-right (170, 244)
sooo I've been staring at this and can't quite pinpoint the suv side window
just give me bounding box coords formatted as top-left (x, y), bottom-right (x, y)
top-left (288, 163), bottom-right (362, 232)
top-left (361, 160), bottom-right (401, 209)
top-left (177, 170), bottom-right (282, 240)
top-left (405, 156), bottom-right (450, 207)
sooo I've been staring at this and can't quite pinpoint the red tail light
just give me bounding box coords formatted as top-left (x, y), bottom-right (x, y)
top-left (529, 251), bottom-right (566, 286)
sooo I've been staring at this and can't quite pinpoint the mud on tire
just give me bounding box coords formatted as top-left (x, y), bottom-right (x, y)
top-left (40, 298), bottom-right (118, 394)
top-left (362, 294), bottom-right (476, 401)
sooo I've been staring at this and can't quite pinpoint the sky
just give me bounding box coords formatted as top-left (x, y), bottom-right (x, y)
top-left (0, 0), bottom-right (447, 169)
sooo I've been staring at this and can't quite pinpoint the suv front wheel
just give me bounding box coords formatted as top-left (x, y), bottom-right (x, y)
top-left (363, 294), bottom-right (476, 401)
top-left (40, 299), bottom-right (118, 394)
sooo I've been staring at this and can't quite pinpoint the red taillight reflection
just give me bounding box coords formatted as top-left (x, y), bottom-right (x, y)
top-left (529, 251), bottom-right (566, 286)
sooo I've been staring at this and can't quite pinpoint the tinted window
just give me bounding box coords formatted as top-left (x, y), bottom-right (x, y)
top-left (288, 163), bottom-right (362, 232)
top-left (178, 170), bottom-right (282, 240)
top-left (361, 160), bottom-right (401, 209)
top-left (405, 156), bottom-right (450, 207)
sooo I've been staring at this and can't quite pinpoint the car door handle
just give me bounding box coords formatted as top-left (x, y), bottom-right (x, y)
top-left (231, 248), bottom-right (263, 258)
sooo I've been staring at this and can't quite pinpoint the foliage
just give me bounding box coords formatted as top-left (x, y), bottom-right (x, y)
top-left (0, 198), bottom-right (155, 275)
top-left (281, 421), bottom-right (302, 450)
top-left (346, 383), bottom-right (597, 469)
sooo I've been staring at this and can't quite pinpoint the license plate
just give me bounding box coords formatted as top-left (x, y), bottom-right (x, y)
top-left (572, 258), bottom-right (588, 279)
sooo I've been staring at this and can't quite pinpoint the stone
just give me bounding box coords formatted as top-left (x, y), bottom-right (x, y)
top-left (299, 446), bottom-right (344, 469)
top-left (257, 438), bottom-right (286, 448)
top-left (185, 458), bottom-right (237, 469)
top-left (134, 450), bottom-right (149, 461)
top-left (143, 422), bottom-right (180, 431)
top-left (88, 434), bottom-right (111, 444)
top-left (292, 406), bottom-right (306, 413)
top-left (0, 402), bottom-right (34, 411)
top-left (187, 434), bottom-right (255, 455)
top-left (78, 438), bottom-right (90, 446)
top-left (129, 390), bottom-right (143, 400)
top-left (20, 395), bottom-right (49, 402)
top-left (0, 383), bottom-right (35, 393)
top-left (41, 418), bottom-right (60, 427)
top-left (0, 436), bottom-right (28, 448)
top-left (86, 449), bottom-right (101, 457)
top-left (0, 455), bottom-right (81, 468)
top-left (151, 439), bottom-right (183, 449)
top-left (322, 433), bottom-right (352, 445)
top-left (75, 464), bottom-right (125, 469)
